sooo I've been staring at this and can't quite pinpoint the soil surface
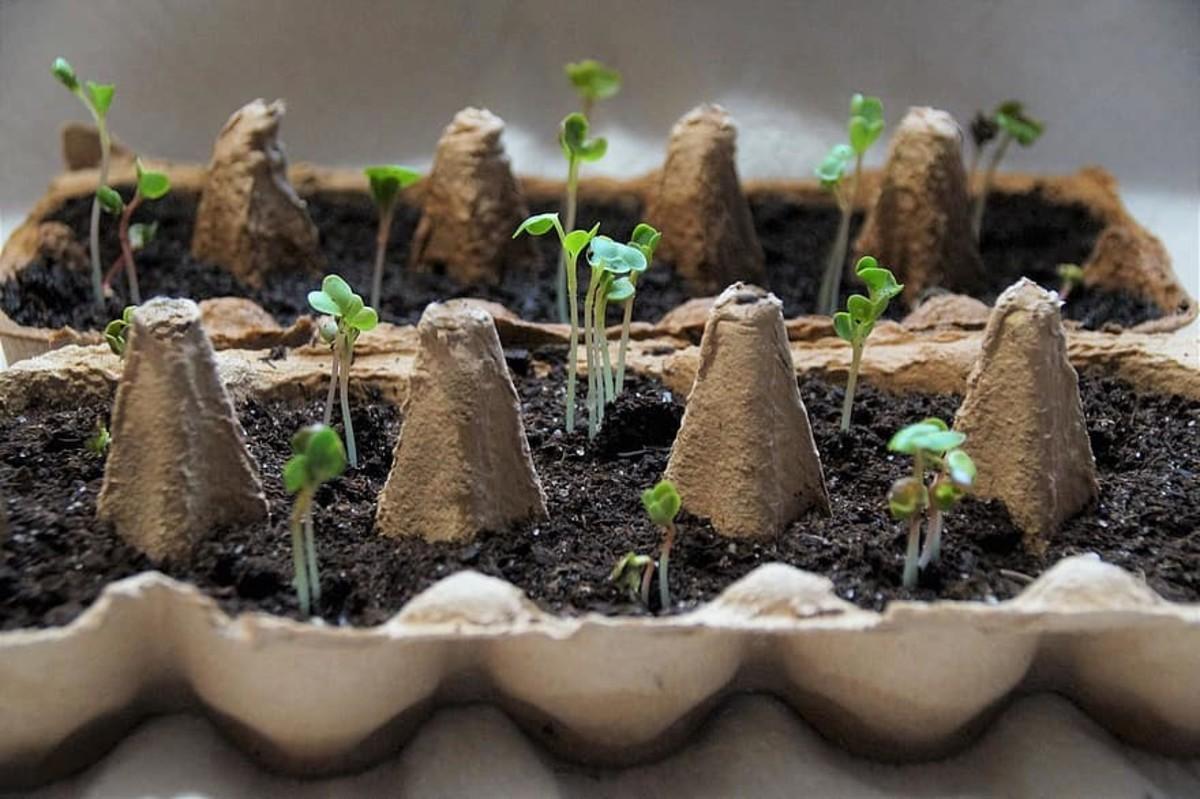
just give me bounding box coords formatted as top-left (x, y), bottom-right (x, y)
top-left (1, 358), bottom-right (1196, 630)
top-left (2, 186), bottom-right (1158, 332)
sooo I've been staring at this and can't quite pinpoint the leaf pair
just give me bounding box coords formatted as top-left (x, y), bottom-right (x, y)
top-left (513, 212), bottom-right (600, 262)
top-left (628, 223), bottom-right (662, 264)
top-left (589, 235), bottom-right (647, 302)
top-left (832, 256), bottom-right (903, 345)
top-left (888, 417), bottom-right (965, 457)
top-left (96, 160), bottom-right (171, 215)
top-left (104, 306), bottom-right (136, 357)
top-left (849, 94), bottom-right (885, 155)
top-left (565, 60), bottom-right (621, 104)
top-left (994, 100), bottom-right (1044, 146)
top-left (641, 480), bottom-right (681, 527)
top-left (560, 113), bottom-right (607, 162)
top-left (308, 275), bottom-right (379, 333)
top-left (284, 424), bottom-right (347, 494)
top-left (52, 57), bottom-right (114, 117)
top-left (364, 165), bottom-right (420, 212)
top-left (816, 143), bottom-right (854, 188)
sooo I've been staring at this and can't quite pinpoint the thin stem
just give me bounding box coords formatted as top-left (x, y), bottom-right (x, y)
top-left (839, 341), bottom-right (863, 433)
top-left (558, 157), bottom-right (580, 324)
top-left (615, 297), bottom-right (633, 395)
top-left (658, 521), bottom-right (676, 611)
top-left (303, 510), bottom-right (320, 604)
top-left (323, 341), bottom-right (339, 425)
top-left (582, 269), bottom-right (600, 439)
top-left (971, 131), bottom-right (1011, 242)
top-left (597, 283), bottom-right (615, 404)
top-left (88, 117), bottom-right (112, 309)
top-left (338, 336), bottom-right (358, 468)
top-left (902, 514), bottom-right (921, 589)
top-left (818, 189), bottom-right (852, 316)
top-left (565, 252), bottom-right (581, 433)
top-left (920, 503), bottom-right (944, 569)
top-left (370, 204), bottom-right (394, 312)
top-left (115, 193), bottom-right (143, 304)
top-left (290, 490), bottom-right (313, 615)
top-left (639, 560), bottom-right (655, 608)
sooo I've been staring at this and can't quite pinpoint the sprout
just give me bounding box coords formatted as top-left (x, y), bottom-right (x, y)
top-left (85, 419), bottom-right (111, 456)
top-left (609, 551), bottom-right (654, 607)
top-left (103, 305), bottom-right (136, 357)
top-left (364, 165), bottom-right (421, 310)
top-left (308, 275), bottom-right (379, 469)
top-left (642, 479), bottom-right (682, 610)
top-left (283, 424), bottom-right (347, 616)
top-left (1056, 263), bottom-right (1085, 300)
top-left (970, 100), bottom-right (1045, 241)
top-left (565, 59), bottom-right (621, 119)
top-left (613, 223), bottom-right (662, 395)
top-left (97, 159), bottom-right (171, 304)
top-left (887, 419), bottom-right (976, 589)
top-left (817, 94), bottom-right (885, 316)
top-left (53, 57), bottom-right (116, 309)
top-left (555, 112), bottom-right (608, 324)
top-left (584, 235), bottom-right (646, 438)
top-left (833, 256), bottom-right (902, 432)
top-left (514, 213), bottom-right (599, 433)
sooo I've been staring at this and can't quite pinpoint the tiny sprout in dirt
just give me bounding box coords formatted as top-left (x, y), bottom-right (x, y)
top-left (85, 419), bottom-right (111, 456)
top-left (96, 159), bottom-right (172, 304)
top-left (817, 93), bottom-right (885, 316)
top-left (585, 235), bottom-right (646, 438)
top-left (609, 551), bottom-right (654, 607)
top-left (565, 59), bottom-right (621, 119)
top-left (556, 112), bottom-right (608, 323)
top-left (642, 479), bottom-right (682, 610)
top-left (970, 100), bottom-right (1044, 241)
top-left (833, 256), bottom-right (902, 432)
top-left (283, 424), bottom-right (347, 616)
top-left (104, 305), bottom-right (136, 357)
top-left (513, 212), bottom-right (599, 433)
top-left (1056, 263), bottom-right (1085, 300)
top-left (888, 419), bottom-right (976, 589)
top-left (308, 275), bottom-right (379, 469)
top-left (364, 164), bottom-right (421, 310)
top-left (53, 56), bottom-right (116, 309)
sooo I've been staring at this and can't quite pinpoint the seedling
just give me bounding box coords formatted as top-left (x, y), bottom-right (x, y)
top-left (614, 223), bottom-right (662, 395)
top-left (308, 275), bottom-right (379, 469)
top-left (816, 94), bottom-right (885, 316)
top-left (584, 236), bottom-right (646, 437)
top-left (556, 113), bottom-right (608, 323)
top-left (642, 479), bottom-right (682, 610)
top-left (96, 159), bottom-right (172, 304)
top-left (565, 59), bottom-right (621, 119)
top-left (53, 57), bottom-right (116, 309)
top-left (283, 424), bottom-right (347, 616)
top-left (1056, 263), bottom-right (1085, 300)
top-left (833, 256), bottom-right (903, 432)
top-left (103, 305), bottom-right (136, 357)
top-left (609, 551), bottom-right (654, 607)
top-left (513, 213), bottom-right (599, 433)
top-left (85, 419), bottom-right (111, 456)
top-left (364, 165), bottom-right (421, 310)
top-left (887, 419), bottom-right (976, 589)
top-left (970, 100), bottom-right (1044, 240)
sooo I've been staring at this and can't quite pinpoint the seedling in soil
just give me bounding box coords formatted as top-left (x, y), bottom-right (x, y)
top-left (613, 223), bottom-right (662, 395)
top-left (53, 57), bottom-right (116, 309)
top-left (816, 93), bottom-right (885, 316)
top-left (642, 479), bottom-right (682, 610)
top-left (584, 235), bottom-right (646, 437)
top-left (1056, 263), bottom-right (1085, 300)
top-left (513, 212), bottom-right (600, 433)
top-left (364, 165), bottom-right (421, 310)
top-left (970, 100), bottom-right (1044, 241)
top-left (565, 59), bottom-right (621, 119)
top-left (308, 275), bottom-right (379, 469)
top-left (609, 551), bottom-right (654, 607)
top-left (833, 256), bottom-right (903, 432)
top-left (85, 419), bottom-right (111, 456)
top-left (283, 423), bottom-right (347, 616)
top-left (96, 159), bottom-right (172, 304)
top-left (556, 112), bottom-right (608, 323)
top-left (887, 419), bottom-right (976, 589)
top-left (103, 305), bottom-right (136, 357)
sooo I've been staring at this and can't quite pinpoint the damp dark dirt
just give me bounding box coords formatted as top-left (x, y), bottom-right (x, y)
top-left (1, 358), bottom-right (1196, 630)
top-left (1, 185), bottom-right (1158, 333)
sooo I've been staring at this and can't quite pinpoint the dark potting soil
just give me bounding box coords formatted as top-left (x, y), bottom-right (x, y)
top-left (1, 185), bottom-right (1159, 333)
top-left (1, 359), bottom-right (1196, 631)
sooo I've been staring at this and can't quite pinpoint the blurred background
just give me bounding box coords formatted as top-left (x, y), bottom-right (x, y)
top-left (1, 0), bottom-right (1196, 296)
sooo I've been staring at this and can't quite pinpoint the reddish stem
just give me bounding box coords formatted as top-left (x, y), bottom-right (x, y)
top-left (104, 193), bottom-right (143, 303)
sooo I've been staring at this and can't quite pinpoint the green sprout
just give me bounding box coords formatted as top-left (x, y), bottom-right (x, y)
top-left (556, 112), bottom-right (608, 323)
top-left (970, 100), bottom-right (1044, 241)
top-left (1056, 263), bottom-right (1085, 300)
top-left (832, 256), bottom-right (902, 432)
top-left (85, 419), bottom-right (111, 456)
top-left (887, 419), bottom-right (976, 589)
top-left (613, 223), bottom-right (661, 395)
top-left (97, 159), bottom-right (171, 304)
top-left (308, 275), bottom-right (378, 469)
top-left (364, 165), bottom-right (421, 311)
top-left (609, 551), bottom-right (654, 607)
top-left (103, 305), bottom-right (136, 357)
top-left (514, 213), bottom-right (600, 433)
top-left (817, 94), bottom-right (885, 316)
top-left (565, 59), bottom-right (621, 118)
top-left (53, 57), bottom-right (116, 309)
top-left (283, 423), bottom-right (347, 616)
top-left (642, 479), bottom-right (682, 610)
top-left (584, 235), bottom-right (646, 438)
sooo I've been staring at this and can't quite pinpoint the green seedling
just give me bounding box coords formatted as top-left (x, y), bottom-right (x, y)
top-left (103, 305), bottom-right (135, 357)
top-left (609, 551), bottom-right (654, 607)
top-left (565, 59), bottom-right (621, 119)
top-left (613, 223), bottom-right (661, 395)
top-left (97, 159), bottom-right (171, 304)
top-left (817, 94), bottom-right (885, 316)
top-left (85, 419), bottom-right (111, 456)
top-left (833, 256), bottom-right (903, 432)
top-left (308, 275), bottom-right (379, 469)
top-left (514, 213), bottom-right (600, 433)
top-left (283, 424), bottom-right (347, 616)
top-left (642, 479), bottom-right (682, 610)
top-left (53, 57), bottom-right (116, 309)
top-left (970, 100), bottom-right (1044, 241)
top-left (1056, 263), bottom-right (1085, 300)
top-left (556, 112), bottom-right (608, 323)
top-left (585, 235), bottom-right (645, 438)
top-left (887, 419), bottom-right (976, 589)
top-left (364, 165), bottom-right (421, 310)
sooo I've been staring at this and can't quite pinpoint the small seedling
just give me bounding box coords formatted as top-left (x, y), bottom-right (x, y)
top-left (104, 305), bottom-right (136, 357)
top-left (97, 159), bottom-right (171, 304)
top-left (308, 275), bottom-right (378, 469)
top-left (613, 223), bottom-right (661, 395)
top-left (556, 112), bottom-right (608, 323)
top-left (85, 419), bottom-right (111, 456)
top-left (833, 256), bottom-right (903, 432)
top-left (513, 213), bottom-right (600, 433)
top-left (817, 94), bottom-right (885, 316)
top-left (1056, 263), bottom-right (1085, 300)
top-left (53, 57), bottom-right (116, 309)
top-left (970, 100), bottom-right (1044, 240)
top-left (364, 165), bottom-right (421, 310)
top-left (642, 479), bottom-right (682, 610)
top-left (609, 551), bottom-right (654, 607)
top-left (283, 424), bottom-right (347, 616)
top-left (585, 236), bottom-right (646, 437)
top-left (887, 419), bottom-right (976, 589)
top-left (565, 59), bottom-right (621, 119)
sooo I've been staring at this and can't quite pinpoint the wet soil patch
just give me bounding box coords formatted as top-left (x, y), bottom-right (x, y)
top-left (2, 185), bottom-right (1158, 332)
top-left (1, 358), bottom-right (1195, 630)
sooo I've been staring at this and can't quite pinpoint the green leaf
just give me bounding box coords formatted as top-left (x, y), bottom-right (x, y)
top-left (832, 311), bottom-right (854, 343)
top-left (135, 161), bottom-right (171, 200)
top-left (318, 318), bottom-right (338, 343)
top-left (848, 94), bottom-right (884, 155)
top-left (945, 449), bottom-right (976, 487)
top-left (304, 425), bottom-right (347, 483)
top-left (577, 136), bottom-right (607, 162)
top-left (350, 306), bottom-right (378, 331)
top-left (995, 100), bottom-right (1044, 146)
top-left (641, 480), bottom-right (681, 526)
top-left (283, 455), bottom-right (309, 494)
top-left (847, 294), bottom-right (873, 323)
top-left (815, 143), bottom-right (853, 186)
top-left (129, 222), bottom-right (157, 250)
top-left (342, 294), bottom-right (364, 322)
top-left (920, 417), bottom-right (950, 431)
top-left (86, 81), bottom-right (114, 117)
top-left (563, 227), bottom-right (596, 261)
top-left (513, 212), bottom-right (560, 239)
top-left (52, 57), bottom-right (79, 91)
top-left (364, 164), bottom-right (420, 210)
top-left (565, 59), bottom-right (622, 102)
top-left (858, 267), bottom-right (902, 302)
top-left (917, 430), bottom-right (967, 453)
top-left (321, 274), bottom-right (354, 310)
top-left (888, 421), bottom-right (945, 454)
top-left (854, 255), bottom-right (878, 273)
top-left (560, 113), bottom-right (607, 162)
top-left (96, 185), bottom-right (124, 215)
top-left (104, 318), bottom-right (129, 357)
top-left (888, 477), bottom-right (926, 519)
top-left (629, 222), bottom-right (662, 262)
top-left (606, 276), bottom-right (635, 302)
top-left (931, 480), bottom-right (962, 511)
top-left (308, 290), bottom-right (340, 316)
